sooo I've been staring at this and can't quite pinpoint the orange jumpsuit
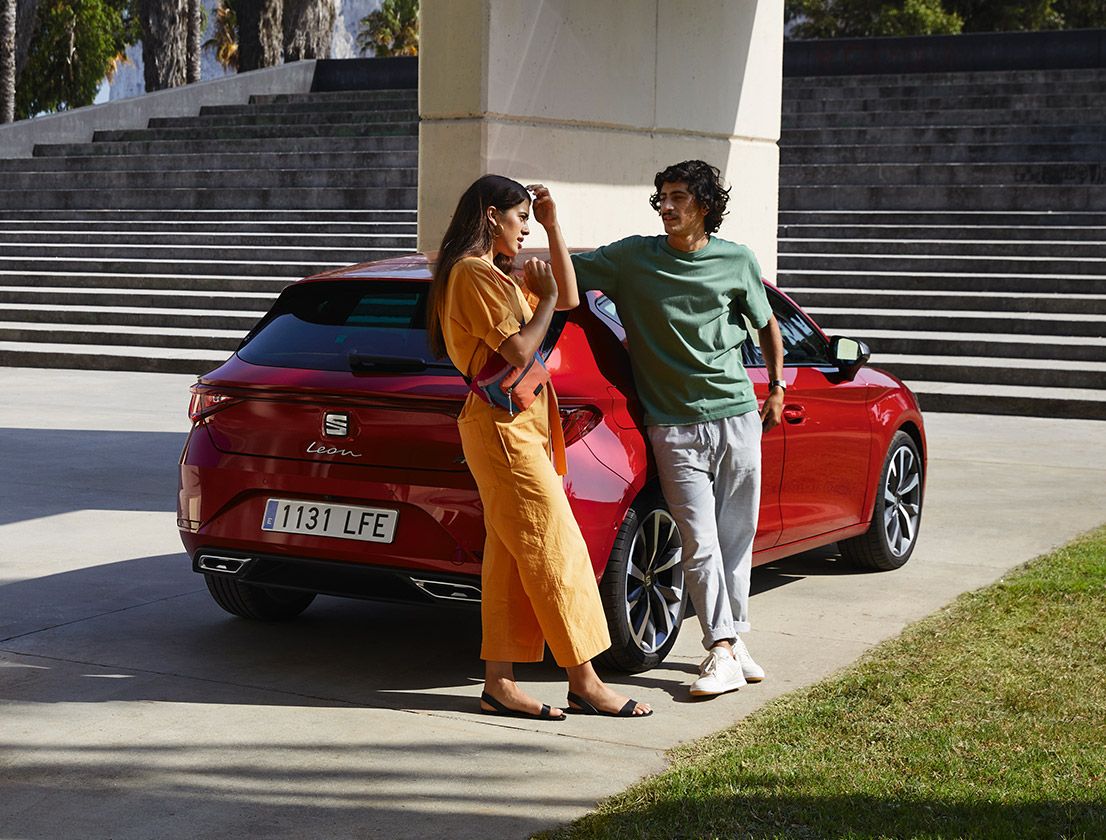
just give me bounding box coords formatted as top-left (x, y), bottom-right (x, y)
top-left (441, 256), bottom-right (611, 667)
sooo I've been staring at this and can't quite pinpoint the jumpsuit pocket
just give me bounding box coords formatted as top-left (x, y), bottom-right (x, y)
top-left (489, 409), bottom-right (548, 468)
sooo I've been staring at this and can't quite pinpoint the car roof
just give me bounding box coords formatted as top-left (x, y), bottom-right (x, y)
top-left (302, 249), bottom-right (561, 285)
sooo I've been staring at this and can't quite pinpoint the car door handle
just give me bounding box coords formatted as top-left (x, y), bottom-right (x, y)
top-left (783, 404), bottom-right (805, 424)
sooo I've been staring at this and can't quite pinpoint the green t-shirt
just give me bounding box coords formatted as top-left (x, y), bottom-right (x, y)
top-left (572, 235), bottom-right (772, 426)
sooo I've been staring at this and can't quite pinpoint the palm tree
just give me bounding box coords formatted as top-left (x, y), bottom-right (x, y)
top-left (237, 0), bottom-right (281, 71)
top-left (2, 0), bottom-right (14, 123)
top-left (357, 0), bottom-right (417, 58)
top-left (203, 1), bottom-right (237, 71)
top-left (284, 0), bottom-right (333, 61)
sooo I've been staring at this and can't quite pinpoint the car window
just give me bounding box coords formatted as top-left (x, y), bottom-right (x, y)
top-left (237, 279), bottom-right (565, 373)
top-left (744, 289), bottom-right (831, 367)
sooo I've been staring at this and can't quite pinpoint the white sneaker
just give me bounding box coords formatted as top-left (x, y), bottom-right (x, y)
top-left (689, 645), bottom-right (747, 696)
top-left (731, 636), bottom-right (766, 682)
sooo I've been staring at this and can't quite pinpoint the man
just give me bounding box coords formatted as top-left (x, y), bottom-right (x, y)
top-left (571, 160), bottom-right (785, 697)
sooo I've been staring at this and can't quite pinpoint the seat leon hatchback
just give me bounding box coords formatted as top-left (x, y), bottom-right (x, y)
top-left (178, 251), bottom-right (926, 672)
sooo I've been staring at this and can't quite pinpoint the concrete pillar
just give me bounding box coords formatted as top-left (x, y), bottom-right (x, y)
top-left (418, 0), bottom-right (783, 279)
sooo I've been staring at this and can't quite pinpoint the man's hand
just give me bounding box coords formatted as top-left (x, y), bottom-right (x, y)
top-left (523, 257), bottom-right (558, 301)
top-left (760, 389), bottom-right (784, 432)
top-left (526, 183), bottom-right (558, 229)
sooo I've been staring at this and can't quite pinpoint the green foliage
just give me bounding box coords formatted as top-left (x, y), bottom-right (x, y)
top-left (15, 0), bottom-right (137, 118)
top-left (357, 0), bottom-right (417, 57)
top-left (787, 0), bottom-right (1106, 37)
top-left (787, 0), bottom-right (963, 38)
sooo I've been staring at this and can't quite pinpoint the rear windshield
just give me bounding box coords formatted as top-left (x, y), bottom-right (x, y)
top-left (238, 279), bottom-right (565, 373)
top-left (237, 280), bottom-right (452, 373)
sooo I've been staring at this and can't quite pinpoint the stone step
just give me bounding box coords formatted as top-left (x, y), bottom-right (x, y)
top-left (0, 186), bottom-right (417, 210)
top-left (0, 341), bottom-right (228, 375)
top-left (781, 142), bottom-right (1106, 166)
top-left (781, 124), bottom-right (1106, 146)
top-left (0, 255), bottom-right (347, 277)
top-left (777, 269), bottom-right (1106, 295)
top-left (0, 286), bottom-right (275, 312)
top-left (0, 208), bottom-right (416, 224)
top-left (0, 166), bottom-right (417, 191)
top-left (808, 306), bottom-right (1106, 338)
top-left (777, 252), bottom-right (1106, 278)
top-left (776, 210), bottom-right (1106, 227)
top-left (778, 238), bottom-right (1106, 258)
top-left (0, 229), bottom-right (415, 247)
top-left (784, 66), bottom-right (1106, 89)
top-left (0, 320), bottom-right (242, 350)
top-left (94, 122), bottom-right (418, 143)
top-left (0, 270), bottom-right (293, 292)
top-left (875, 354), bottom-right (1106, 390)
top-left (779, 162), bottom-right (1106, 187)
top-left (0, 240), bottom-right (411, 261)
top-left (778, 184), bottom-right (1106, 212)
top-left (777, 223), bottom-right (1106, 241)
top-left (782, 107), bottom-right (1106, 129)
top-left (210, 98), bottom-right (417, 116)
top-left (250, 89), bottom-right (419, 105)
top-left (786, 287), bottom-right (1106, 315)
top-left (903, 380), bottom-right (1106, 421)
top-left (842, 329), bottom-right (1106, 363)
top-left (149, 109), bottom-right (418, 129)
top-left (0, 150), bottom-right (419, 173)
top-left (783, 91), bottom-right (1106, 115)
top-left (781, 75), bottom-right (1106, 101)
top-left (34, 135), bottom-right (418, 158)
top-left (0, 303), bottom-right (259, 330)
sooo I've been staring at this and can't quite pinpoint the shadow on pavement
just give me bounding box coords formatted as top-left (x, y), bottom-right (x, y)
top-left (0, 427), bottom-right (184, 526)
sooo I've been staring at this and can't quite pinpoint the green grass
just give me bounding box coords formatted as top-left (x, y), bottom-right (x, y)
top-left (542, 526), bottom-right (1106, 840)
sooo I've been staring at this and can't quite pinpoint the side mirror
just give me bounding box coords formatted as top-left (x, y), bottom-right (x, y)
top-left (830, 336), bottom-right (870, 379)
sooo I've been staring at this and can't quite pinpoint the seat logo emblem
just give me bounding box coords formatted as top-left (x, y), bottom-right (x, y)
top-left (324, 412), bottom-right (350, 438)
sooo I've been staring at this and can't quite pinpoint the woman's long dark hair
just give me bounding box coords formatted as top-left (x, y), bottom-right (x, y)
top-left (426, 174), bottom-right (531, 359)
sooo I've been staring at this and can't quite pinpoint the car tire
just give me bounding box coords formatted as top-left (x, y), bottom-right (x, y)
top-left (839, 430), bottom-right (924, 572)
top-left (204, 574), bottom-right (316, 620)
top-left (597, 487), bottom-right (687, 673)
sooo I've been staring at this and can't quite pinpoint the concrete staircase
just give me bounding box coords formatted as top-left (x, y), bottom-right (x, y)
top-left (0, 86), bottom-right (418, 374)
top-left (778, 67), bottom-right (1106, 420)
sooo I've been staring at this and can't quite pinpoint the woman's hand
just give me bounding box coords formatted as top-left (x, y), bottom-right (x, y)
top-left (526, 183), bottom-right (558, 229)
top-left (523, 258), bottom-right (558, 302)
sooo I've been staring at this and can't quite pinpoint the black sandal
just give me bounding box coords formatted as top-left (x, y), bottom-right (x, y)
top-left (566, 691), bottom-right (653, 718)
top-left (479, 691), bottom-right (567, 721)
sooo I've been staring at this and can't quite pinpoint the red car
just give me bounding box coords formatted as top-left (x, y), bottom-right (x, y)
top-left (178, 251), bottom-right (926, 672)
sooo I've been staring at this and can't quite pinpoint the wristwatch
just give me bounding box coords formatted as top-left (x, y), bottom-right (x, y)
top-left (768, 379), bottom-right (787, 392)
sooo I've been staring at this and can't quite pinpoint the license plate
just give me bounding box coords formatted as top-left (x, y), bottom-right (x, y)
top-left (261, 498), bottom-right (398, 544)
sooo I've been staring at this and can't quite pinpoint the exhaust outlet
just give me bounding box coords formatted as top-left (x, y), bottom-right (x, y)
top-left (411, 578), bottom-right (482, 602)
top-left (197, 555), bottom-right (251, 575)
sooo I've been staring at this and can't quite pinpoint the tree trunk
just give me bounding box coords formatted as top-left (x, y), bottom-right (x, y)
top-left (283, 0), bottom-right (334, 62)
top-left (1, 0), bottom-right (14, 123)
top-left (141, 0), bottom-right (188, 92)
top-left (186, 0), bottom-right (201, 83)
top-left (238, 0), bottom-right (283, 72)
top-left (13, 0), bottom-right (35, 78)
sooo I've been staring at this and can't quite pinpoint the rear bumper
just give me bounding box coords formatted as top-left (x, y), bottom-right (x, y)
top-left (191, 547), bottom-right (482, 607)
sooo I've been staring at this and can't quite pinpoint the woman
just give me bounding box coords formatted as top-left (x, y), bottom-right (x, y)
top-left (426, 175), bottom-right (652, 719)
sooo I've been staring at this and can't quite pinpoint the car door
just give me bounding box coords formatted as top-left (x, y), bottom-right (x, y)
top-left (745, 289), bottom-right (872, 546)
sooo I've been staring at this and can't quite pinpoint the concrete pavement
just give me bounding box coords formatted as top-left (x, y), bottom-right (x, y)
top-left (2, 367), bottom-right (1104, 839)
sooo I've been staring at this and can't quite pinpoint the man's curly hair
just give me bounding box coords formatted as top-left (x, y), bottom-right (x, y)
top-left (649, 160), bottom-right (730, 235)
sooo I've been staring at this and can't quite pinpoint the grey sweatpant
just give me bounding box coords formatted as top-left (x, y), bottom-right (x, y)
top-left (648, 410), bottom-right (761, 650)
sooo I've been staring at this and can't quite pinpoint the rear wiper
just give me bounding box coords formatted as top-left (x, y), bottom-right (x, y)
top-left (347, 353), bottom-right (431, 373)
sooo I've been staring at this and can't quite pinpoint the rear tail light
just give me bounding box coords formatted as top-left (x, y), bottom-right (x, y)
top-left (188, 385), bottom-right (240, 422)
top-left (559, 406), bottom-right (601, 446)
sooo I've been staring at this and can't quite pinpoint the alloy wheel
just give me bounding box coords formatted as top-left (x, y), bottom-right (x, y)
top-left (624, 509), bottom-right (684, 653)
top-left (883, 443), bottom-right (922, 557)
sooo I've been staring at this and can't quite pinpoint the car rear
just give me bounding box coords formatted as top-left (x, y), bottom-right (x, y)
top-left (178, 262), bottom-right (491, 611)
